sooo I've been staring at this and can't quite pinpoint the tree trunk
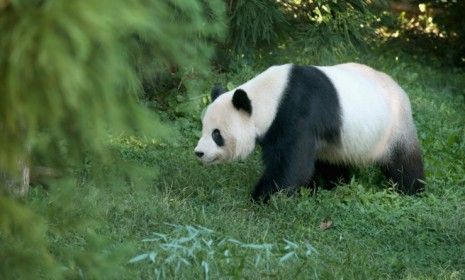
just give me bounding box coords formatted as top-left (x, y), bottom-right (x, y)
top-left (1, 161), bottom-right (30, 198)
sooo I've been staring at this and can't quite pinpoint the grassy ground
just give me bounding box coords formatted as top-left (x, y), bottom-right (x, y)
top-left (28, 50), bottom-right (465, 279)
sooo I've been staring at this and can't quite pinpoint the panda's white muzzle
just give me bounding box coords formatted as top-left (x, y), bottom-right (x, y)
top-left (194, 137), bottom-right (224, 164)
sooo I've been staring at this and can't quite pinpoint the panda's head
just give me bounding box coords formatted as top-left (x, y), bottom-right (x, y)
top-left (194, 85), bottom-right (256, 164)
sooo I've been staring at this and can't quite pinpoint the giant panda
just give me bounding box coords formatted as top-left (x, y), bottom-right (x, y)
top-left (194, 63), bottom-right (425, 202)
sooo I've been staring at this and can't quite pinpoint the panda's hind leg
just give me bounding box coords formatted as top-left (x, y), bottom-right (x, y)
top-left (309, 160), bottom-right (351, 191)
top-left (380, 141), bottom-right (425, 195)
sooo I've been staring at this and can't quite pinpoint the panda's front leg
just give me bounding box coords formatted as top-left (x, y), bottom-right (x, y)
top-left (251, 137), bottom-right (317, 202)
top-left (251, 171), bottom-right (279, 202)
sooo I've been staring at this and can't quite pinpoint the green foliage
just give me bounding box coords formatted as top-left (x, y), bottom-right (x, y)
top-left (0, 195), bottom-right (60, 279)
top-left (283, 0), bottom-right (377, 60)
top-left (133, 0), bottom-right (226, 102)
top-left (280, 0), bottom-right (371, 21)
top-left (0, 0), bottom-right (225, 278)
top-left (1, 178), bottom-right (141, 279)
top-left (129, 224), bottom-right (318, 278)
top-left (226, 0), bottom-right (286, 53)
top-left (0, 0), bottom-right (225, 174)
top-left (222, 0), bottom-right (377, 62)
top-left (425, 0), bottom-right (465, 67)
top-left (34, 180), bottom-right (133, 279)
top-left (380, 0), bottom-right (465, 68)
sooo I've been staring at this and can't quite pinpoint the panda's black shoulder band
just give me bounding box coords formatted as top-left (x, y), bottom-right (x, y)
top-left (232, 89), bottom-right (252, 115)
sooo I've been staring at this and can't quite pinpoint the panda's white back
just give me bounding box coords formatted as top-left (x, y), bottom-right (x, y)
top-left (316, 63), bottom-right (411, 165)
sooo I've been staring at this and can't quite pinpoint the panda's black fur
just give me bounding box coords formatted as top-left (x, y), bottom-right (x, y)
top-left (202, 64), bottom-right (425, 202)
top-left (251, 66), bottom-right (344, 201)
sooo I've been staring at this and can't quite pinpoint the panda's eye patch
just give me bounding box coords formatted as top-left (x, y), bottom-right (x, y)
top-left (212, 129), bottom-right (224, 146)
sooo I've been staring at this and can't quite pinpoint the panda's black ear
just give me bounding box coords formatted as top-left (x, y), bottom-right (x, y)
top-left (232, 89), bottom-right (252, 115)
top-left (211, 84), bottom-right (226, 102)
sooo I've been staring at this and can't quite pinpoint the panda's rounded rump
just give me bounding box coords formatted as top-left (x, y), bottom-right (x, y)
top-left (315, 63), bottom-right (416, 165)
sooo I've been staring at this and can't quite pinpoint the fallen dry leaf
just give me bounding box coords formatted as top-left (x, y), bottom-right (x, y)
top-left (319, 218), bottom-right (333, 230)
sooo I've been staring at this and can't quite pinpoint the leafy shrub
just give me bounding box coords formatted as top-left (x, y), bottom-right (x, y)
top-left (0, 0), bottom-right (225, 175)
top-left (379, 0), bottom-right (465, 68)
top-left (424, 0), bottom-right (465, 67)
top-left (281, 0), bottom-right (377, 60)
top-left (217, 0), bottom-right (378, 68)
top-left (226, 0), bottom-right (286, 53)
top-left (0, 0), bottom-right (224, 278)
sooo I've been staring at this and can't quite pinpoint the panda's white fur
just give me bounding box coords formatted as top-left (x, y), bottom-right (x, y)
top-left (195, 63), bottom-right (424, 201)
top-left (315, 63), bottom-right (418, 165)
top-left (196, 92), bottom-right (256, 163)
top-left (196, 64), bottom-right (292, 163)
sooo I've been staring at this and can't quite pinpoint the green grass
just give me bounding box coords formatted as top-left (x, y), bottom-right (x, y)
top-left (27, 50), bottom-right (465, 279)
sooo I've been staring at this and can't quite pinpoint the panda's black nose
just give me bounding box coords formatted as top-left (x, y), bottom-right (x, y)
top-left (195, 151), bottom-right (204, 158)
